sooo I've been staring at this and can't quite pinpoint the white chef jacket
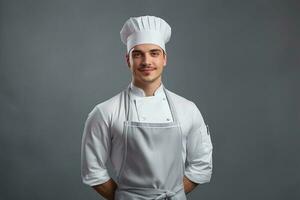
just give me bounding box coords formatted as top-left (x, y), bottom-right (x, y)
top-left (129, 82), bottom-right (174, 123)
top-left (81, 82), bottom-right (213, 186)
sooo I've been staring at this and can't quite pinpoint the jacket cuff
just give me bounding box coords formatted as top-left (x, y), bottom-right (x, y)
top-left (82, 170), bottom-right (111, 186)
top-left (184, 170), bottom-right (212, 184)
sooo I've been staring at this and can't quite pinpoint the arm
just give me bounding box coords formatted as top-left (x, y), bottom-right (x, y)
top-left (81, 106), bottom-right (113, 194)
top-left (183, 175), bottom-right (199, 194)
top-left (184, 102), bottom-right (213, 185)
top-left (92, 178), bottom-right (118, 200)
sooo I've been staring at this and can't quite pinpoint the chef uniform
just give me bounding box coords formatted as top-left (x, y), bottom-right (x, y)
top-left (81, 16), bottom-right (213, 200)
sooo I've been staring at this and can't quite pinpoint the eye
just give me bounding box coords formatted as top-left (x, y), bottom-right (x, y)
top-left (132, 52), bottom-right (142, 58)
top-left (151, 51), bottom-right (160, 57)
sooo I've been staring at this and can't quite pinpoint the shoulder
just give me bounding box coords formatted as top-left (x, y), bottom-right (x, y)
top-left (165, 89), bottom-right (197, 110)
top-left (95, 91), bottom-right (124, 113)
top-left (87, 91), bottom-right (124, 122)
top-left (165, 88), bottom-right (205, 129)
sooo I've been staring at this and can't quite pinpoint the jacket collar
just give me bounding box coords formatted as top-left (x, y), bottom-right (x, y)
top-left (129, 82), bottom-right (165, 98)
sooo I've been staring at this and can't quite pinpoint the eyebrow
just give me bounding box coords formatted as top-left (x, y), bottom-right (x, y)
top-left (131, 49), bottom-right (162, 53)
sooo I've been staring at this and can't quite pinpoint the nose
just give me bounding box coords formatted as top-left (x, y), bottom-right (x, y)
top-left (141, 53), bottom-right (151, 67)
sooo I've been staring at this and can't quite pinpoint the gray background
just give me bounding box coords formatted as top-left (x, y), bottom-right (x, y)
top-left (0, 0), bottom-right (299, 199)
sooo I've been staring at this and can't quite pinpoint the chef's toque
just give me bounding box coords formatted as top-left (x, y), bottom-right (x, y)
top-left (120, 15), bottom-right (171, 54)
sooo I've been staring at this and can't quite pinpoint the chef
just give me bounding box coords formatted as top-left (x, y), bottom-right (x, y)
top-left (81, 15), bottom-right (213, 200)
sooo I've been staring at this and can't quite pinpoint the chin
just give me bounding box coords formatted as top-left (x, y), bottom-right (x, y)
top-left (141, 76), bottom-right (160, 83)
top-left (134, 74), bottom-right (161, 84)
top-left (140, 79), bottom-right (154, 83)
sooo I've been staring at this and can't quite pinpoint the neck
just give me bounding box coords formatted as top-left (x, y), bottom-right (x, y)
top-left (132, 78), bottom-right (162, 96)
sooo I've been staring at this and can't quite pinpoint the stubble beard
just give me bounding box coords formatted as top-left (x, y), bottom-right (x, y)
top-left (133, 71), bottom-right (162, 85)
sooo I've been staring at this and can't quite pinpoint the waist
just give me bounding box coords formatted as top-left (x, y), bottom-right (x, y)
top-left (116, 183), bottom-right (185, 200)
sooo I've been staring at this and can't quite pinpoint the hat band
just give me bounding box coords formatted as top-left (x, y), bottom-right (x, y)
top-left (127, 30), bottom-right (166, 53)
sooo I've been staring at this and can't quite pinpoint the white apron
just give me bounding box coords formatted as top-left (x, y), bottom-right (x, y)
top-left (114, 85), bottom-right (187, 200)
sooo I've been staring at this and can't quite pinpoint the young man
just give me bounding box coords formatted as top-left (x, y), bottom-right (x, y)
top-left (81, 15), bottom-right (213, 200)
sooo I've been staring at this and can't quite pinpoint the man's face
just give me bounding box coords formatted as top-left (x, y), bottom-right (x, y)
top-left (126, 43), bottom-right (167, 86)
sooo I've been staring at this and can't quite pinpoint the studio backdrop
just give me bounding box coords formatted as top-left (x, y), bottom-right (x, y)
top-left (0, 0), bottom-right (299, 200)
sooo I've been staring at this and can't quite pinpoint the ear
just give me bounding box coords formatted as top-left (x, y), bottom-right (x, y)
top-left (163, 53), bottom-right (167, 67)
top-left (125, 53), bottom-right (130, 68)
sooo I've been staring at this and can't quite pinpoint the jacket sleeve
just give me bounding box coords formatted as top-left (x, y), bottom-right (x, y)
top-left (184, 102), bottom-right (213, 184)
top-left (81, 106), bottom-right (111, 186)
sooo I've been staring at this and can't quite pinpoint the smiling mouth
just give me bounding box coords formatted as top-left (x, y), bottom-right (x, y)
top-left (139, 68), bottom-right (156, 72)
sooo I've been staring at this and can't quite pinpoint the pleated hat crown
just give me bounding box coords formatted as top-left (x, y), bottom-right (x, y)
top-left (120, 15), bottom-right (171, 53)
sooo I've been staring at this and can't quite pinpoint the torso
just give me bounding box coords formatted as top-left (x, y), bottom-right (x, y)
top-left (95, 86), bottom-right (199, 177)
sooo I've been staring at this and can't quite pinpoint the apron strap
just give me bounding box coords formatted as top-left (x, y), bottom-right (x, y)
top-left (163, 87), bottom-right (179, 123)
top-left (124, 84), bottom-right (130, 121)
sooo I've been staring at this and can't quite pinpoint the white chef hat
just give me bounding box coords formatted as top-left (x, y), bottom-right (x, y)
top-left (120, 15), bottom-right (171, 54)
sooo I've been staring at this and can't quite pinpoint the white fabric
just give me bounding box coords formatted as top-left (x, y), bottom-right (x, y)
top-left (115, 85), bottom-right (186, 199)
top-left (81, 83), bottom-right (213, 186)
top-left (129, 82), bottom-right (173, 123)
top-left (120, 15), bottom-right (171, 53)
